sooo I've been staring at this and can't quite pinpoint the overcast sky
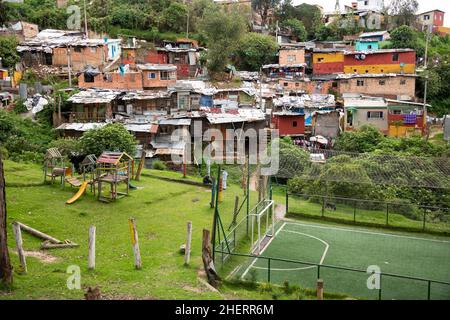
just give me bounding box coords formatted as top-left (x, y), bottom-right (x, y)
top-left (292, 0), bottom-right (450, 27)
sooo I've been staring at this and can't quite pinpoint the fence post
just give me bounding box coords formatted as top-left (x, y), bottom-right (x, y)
top-left (423, 209), bottom-right (427, 231)
top-left (12, 222), bottom-right (27, 274)
top-left (321, 197), bottom-right (325, 217)
top-left (267, 258), bottom-right (271, 283)
top-left (285, 189), bottom-right (289, 214)
top-left (317, 265), bottom-right (321, 279)
top-left (317, 279), bottom-right (324, 300)
top-left (129, 218), bottom-right (142, 270)
top-left (353, 200), bottom-right (357, 223)
top-left (427, 281), bottom-right (431, 300)
top-left (386, 203), bottom-right (389, 226)
top-left (184, 221), bottom-right (192, 265)
top-left (88, 225), bottom-right (96, 270)
top-left (378, 274), bottom-right (382, 300)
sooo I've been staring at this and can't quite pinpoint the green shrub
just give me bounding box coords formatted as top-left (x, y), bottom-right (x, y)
top-left (47, 138), bottom-right (81, 158)
top-left (78, 123), bottom-right (137, 156)
top-left (390, 199), bottom-right (420, 220)
top-left (152, 160), bottom-right (167, 171)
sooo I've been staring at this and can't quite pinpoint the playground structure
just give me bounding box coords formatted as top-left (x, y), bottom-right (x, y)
top-left (43, 148), bottom-right (73, 187)
top-left (96, 152), bottom-right (134, 202)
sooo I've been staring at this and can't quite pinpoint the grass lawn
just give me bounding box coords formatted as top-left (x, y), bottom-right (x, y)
top-left (1, 160), bottom-right (326, 300)
top-left (235, 221), bottom-right (450, 300)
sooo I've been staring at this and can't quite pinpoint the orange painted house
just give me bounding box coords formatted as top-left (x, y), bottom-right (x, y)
top-left (272, 111), bottom-right (305, 137)
top-left (312, 49), bottom-right (345, 75)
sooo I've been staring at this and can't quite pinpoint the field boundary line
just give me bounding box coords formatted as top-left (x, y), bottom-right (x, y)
top-left (284, 221), bottom-right (450, 244)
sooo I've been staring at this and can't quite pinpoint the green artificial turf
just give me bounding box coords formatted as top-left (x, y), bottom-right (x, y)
top-left (235, 221), bottom-right (450, 300)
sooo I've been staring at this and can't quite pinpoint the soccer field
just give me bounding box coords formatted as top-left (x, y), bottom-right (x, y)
top-left (234, 221), bottom-right (450, 300)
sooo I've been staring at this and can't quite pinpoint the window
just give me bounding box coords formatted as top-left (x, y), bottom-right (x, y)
top-left (90, 47), bottom-right (97, 53)
top-left (393, 53), bottom-right (399, 61)
top-left (293, 121), bottom-right (297, 127)
top-left (148, 72), bottom-right (156, 79)
top-left (364, 1), bottom-right (368, 5)
top-left (74, 47), bottom-right (82, 53)
top-left (160, 71), bottom-right (170, 80)
top-left (332, 81), bottom-right (338, 88)
top-left (284, 82), bottom-right (288, 87)
top-left (295, 82), bottom-right (300, 87)
top-left (357, 80), bottom-right (365, 86)
top-left (368, 45), bottom-right (372, 49)
top-left (393, 110), bottom-right (402, 115)
top-left (379, 80), bottom-right (386, 86)
top-left (367, 111), bottom-right (384, 119)
top-left (287, 55), bottom-right (296, 63)
top-left (424, 15), bottom-right (430, 21)
top-left (400, 79), bottom-right (406, 85)
top-left (318, 57), bottom-right (324, 62)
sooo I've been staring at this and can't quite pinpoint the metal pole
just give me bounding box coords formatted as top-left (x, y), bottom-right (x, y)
top-left (211, 166), bottom-right (221, 262)
top-left (427, 281), bottom-right (431, 300)
top-left (67, 46), bottom-right (72, 87)
top-left (83, 0), bottom-right (88, 38)
top-left (267, 258), bottom-right (271, 283)
top-left (246, 155), bottom-right (250, 236)
top-left (423, 209), bottom-right (426, 231)
top-left (285, 189), bottom-right (289, 213)
top-left (386, 203), bottom-right (389, 226)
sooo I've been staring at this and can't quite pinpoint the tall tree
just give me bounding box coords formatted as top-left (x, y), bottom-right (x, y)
top-left (389, 0), bottom-right (419, 27)
top-left (200, 5), bottom-right (247, 76)
top-left (0, 156), bottom-right (13, 287)
top-left (252, 0), bottom-right (280, 27)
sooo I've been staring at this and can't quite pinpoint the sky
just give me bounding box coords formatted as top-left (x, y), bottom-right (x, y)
top-left (292, 0), bottom-right (450, 27)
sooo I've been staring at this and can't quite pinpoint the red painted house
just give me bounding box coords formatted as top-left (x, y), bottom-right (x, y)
top-left (344, 49), bottom-right (416, 74)
top-left (272, 111), bottom-right (305, 137)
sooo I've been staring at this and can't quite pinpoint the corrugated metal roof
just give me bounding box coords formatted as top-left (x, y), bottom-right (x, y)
top-left (68, 90), bottom-right (120, 104)
top-left (136, 64), bottom-right (177, 71)
top-left (159, 119), bottom-right (192, 126)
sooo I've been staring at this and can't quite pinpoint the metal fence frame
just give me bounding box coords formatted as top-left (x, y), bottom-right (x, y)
top-left (285, 190), bottom-right (450, 233)
top-left (216, 250), bottom-right (450, 300)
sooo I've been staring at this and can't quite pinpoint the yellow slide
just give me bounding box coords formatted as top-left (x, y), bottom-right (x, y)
top-left (66, 182), bottom-right (89, 204)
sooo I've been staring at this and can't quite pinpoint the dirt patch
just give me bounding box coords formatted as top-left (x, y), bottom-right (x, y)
top-left (12, 250), bottom-right (59, 263)
top-left (183, 285), bottom-right (204, 294)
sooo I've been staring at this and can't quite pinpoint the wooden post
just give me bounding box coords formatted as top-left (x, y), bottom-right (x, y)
top-left (184, 221), bottom-right (192, 265)
top-left (210, 177), bottom-right (216, 209)
top-left (129, 218), bottom-right (142, 269)
top-left (0, 156), bottom-right (13, 285)
top-left (201, 229), bottom-right (220, 288)
top-left (14, 222), bottom-right (62, 244)
top-left (135, 151), bottom-right (146, 181)
top-left (12, 222), bottom-right (27, 274)
top-left (88, 225), bottom-right (96, 270)
top-left (317, 279), bottom-right (324, 300)
top-left (233, 195), bottom-right (239, 218)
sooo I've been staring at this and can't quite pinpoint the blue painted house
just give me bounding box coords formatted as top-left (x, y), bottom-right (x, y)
top-left (355, 39), bottom-right (379, 51)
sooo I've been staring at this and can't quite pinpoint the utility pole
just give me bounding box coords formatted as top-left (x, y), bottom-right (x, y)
top-left (259, 67), bottom-right (263, 112)
top-left (67, 45), bottom-right (72, 88)
top-left (424, 25), bottom-right (431, 69)
top-left (84, 0), bottom-right (89, 38)
top-left (423, 25), bottom-right (431, 139)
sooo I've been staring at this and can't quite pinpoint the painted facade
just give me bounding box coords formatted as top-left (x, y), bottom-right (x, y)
top-left (355, 40), bottom-right (379, 51)
top-left (279, 47), bottom-right (305, 65)
top-left (312, 51), bottom-right (344, 75)
top-left (272, 112), bottom-right (305, 136)
top-left (343, 50), bottom-right (416, 74)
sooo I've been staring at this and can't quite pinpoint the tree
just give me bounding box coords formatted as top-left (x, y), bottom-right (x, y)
top-left (0, 156), bottom-right (13, 287)
top-left (78, 123), bottom-right (137, 157)
top-left (335, 125), bottom-right (384, 153)
top-left (200, 5), bottom-right (247, 76)
top-left (0, 36), bottom-right (19, 68)
top-left (281, 19), bottom-right (307, 42)
top-left (234, 32), bottom-right (278, 71)
top-left (252, 0), bottom-right (280, 27)
top-left (389, 0), bottom-right (419, 27)
top-left (390, 25), bottom-right (418, 50)
top-left (161, 2), bottom-right (188, 33)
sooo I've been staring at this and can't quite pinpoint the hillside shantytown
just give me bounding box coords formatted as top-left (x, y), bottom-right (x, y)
top-left (0, 0), bottom-right (449, 303)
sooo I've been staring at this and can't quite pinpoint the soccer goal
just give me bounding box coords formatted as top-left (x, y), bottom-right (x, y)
top-left (250, 199), bottom-right (275, 255)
